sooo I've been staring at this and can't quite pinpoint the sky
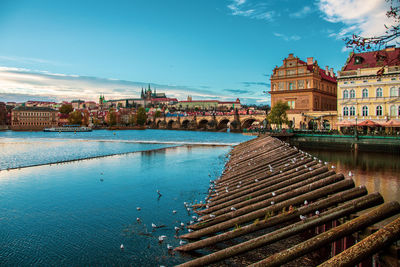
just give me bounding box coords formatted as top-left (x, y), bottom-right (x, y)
top-left (0, 0), bottom-right (396, 104)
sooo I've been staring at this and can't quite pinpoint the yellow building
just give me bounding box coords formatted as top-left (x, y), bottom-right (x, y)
top-left (337, 47), bottom-right (400, 129)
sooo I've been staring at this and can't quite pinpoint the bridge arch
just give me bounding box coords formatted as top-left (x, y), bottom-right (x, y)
top-left (198, 119), bottom-right (208, 129)
top-left (181, 119), bottom-right (190, 129)
top-left (241, 118), bottom-right (260, 129)
top-left (217, 118), bottom-right (230, 130)
top-left (167, 119), bottom-right (175, 129)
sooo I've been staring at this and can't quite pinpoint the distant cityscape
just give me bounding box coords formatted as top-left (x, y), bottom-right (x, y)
top-left (1, 46), bottom-right (400, 133)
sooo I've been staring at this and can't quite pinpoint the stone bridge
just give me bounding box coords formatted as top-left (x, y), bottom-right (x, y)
top-left (148, 114), bottom-right (267, 131)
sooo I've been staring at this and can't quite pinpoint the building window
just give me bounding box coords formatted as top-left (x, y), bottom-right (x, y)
top-left (362, 88), bottom-right (368, 98)
top-left (344, 82), bottom-right (348, 84)
top-left (278, 82), bottom-right (284, 90)
top-left (362, 106), bottom-right (368, 116)
top-left (343, 107), bottom-right (349, 116)
top-left (289, 82), bottom-right (294, 90)
top-left (350, 106), bottom-right (355, 116)
top-left (350, 89), bottom-right (355, 98)
top-left (376, 88), bottom-right (383, 98)
top-left (343, 90), bottom-right (349, 99)
top-left (376, 106), bottom-right (383, 116)
top-left (298, 80), bottom-right (304, 89)
top-left (287, 100), bottom-right (295, 109)
top-left (390, 105), bottom-right (396, 116)
top-left (390, 87), bottom-right (399, 97)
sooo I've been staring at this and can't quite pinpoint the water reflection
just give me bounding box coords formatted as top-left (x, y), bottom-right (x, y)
top-left (304, 149), bottom-right (400, 203)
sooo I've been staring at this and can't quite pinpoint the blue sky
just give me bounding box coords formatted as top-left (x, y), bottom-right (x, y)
top-left (0, 0), bottom-right (395, 104)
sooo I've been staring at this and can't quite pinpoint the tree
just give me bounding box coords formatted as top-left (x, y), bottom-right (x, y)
top-left (135, 107), bottom-right (147, 126)
top-left (154, 110), bottom-right (162, 118)
top-left (59, 104), bottom-right (73, 114)
top-left (68, 110), bottom-right (83, 125)
top-left (267, 101), bottom-right (289, 129)
top-left (107, 109), bottom-right (117, 126)
top-left (344, 0), bottom-right (400, 52)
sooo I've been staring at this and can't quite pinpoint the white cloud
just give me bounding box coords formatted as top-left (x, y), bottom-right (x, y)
top-left (318, 0), bottom-right (396, 38)
top-left (0, 66), bottom-right (265, 104)
top-left (273, 32), bottom-right (301, 42)
top-left (290, 6), bottom-right (312, 18)
top-left (227, 0), bottom-right (275, 21)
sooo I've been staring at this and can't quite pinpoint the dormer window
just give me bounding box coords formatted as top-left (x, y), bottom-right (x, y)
top-left (354, 56), bottom-right (364, 65)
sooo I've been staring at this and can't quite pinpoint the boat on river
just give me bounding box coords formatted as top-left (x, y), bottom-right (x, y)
top-left (43, 125), bottom-right (92, 132)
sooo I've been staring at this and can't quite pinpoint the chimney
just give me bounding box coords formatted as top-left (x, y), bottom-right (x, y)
top-left (307, 57), bottom-right (314, 65)
top-left (325, 66), bottom-right (329, 76)
top-left (329, 68), bottom-right (334, 77)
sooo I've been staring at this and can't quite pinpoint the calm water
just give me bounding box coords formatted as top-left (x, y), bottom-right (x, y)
top-left (0, 130), bottom-right (399, 266)
top-left (0, 130), bottom-right (253, 266)
top-left (304, 149), bottom-right (400, 203)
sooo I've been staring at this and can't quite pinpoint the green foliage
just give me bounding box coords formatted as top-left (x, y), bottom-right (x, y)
top-left (267, 101), bottom-right (289, 128)
top-left (68, 110), bottom-right (83, 125)
top-left (59, 104), bottom-right (73, 114)
top-left (154, 110), bottom-right (162, 118)
top-left (135, 107), bottom-right (147, 126)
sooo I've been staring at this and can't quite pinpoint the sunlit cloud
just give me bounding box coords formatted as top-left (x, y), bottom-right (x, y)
top-left (289, 6), bottom-right (313, 18)
top-left (318, 0), bottom-right (395, 39)
top-left (273, 32), bottom-right (301, 42)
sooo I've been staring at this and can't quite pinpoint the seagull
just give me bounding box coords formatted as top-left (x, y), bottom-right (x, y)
top-left (167, 244), bottom-right (173, 250)
top-left (157, 190), bottom-right (162, 197)
top-left (308, 167), bottom-right (313, 171)
top-left (295, 168), bottom-right (299, 171)
top-left (180, 222), bottom-right (185, 227)
top-left (225, 188), bottom-right (229, 193)
top-left (152, 223), bottom-right (157, 228)
top-left (189, 220), bottom-right (194, 224)
top-left (304, 200), bottom-right (308, 205)
top-left (331, 166), bottom-right (336, 169)
top-left (209, 214), bottom-right (216, 218)
top-left (172, 210), bottom-right (177, 214)
top-left (192, 215), bottom-right (197, 220)
top-left (158, 235), bottom-right (167, 243)
top-left (272, 192), bottom-right (276, 196)
top-left (348, 171), bottom-right (353, 177)
top-left (136, 217), bottom-right (140, 223)
top-left (324, 162), bottom-right (328, 165)
top-left (231, 207), bottom-right (236, 211)
top-left (188, 229), bottom-right (193, 232)
top-left (174, 226), bottom-right (180, 232)
top-left (255, 179), bottom-right (259, 182)
top-left (136, 207), bottom-right (141, 211)
top-left (179, 240), bottom-right (186, 246)
top-left (315, 210), bottom-right (320, 216)
top-left (120, 244), bottom-right (124, 250)
top-left (270, 201), bottom-right (275, 205)
top-left (300, 215), bottom-right (306, 221)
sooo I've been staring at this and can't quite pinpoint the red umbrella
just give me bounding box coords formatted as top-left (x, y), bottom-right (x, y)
top-left (337, 120), bottom-right (354, 127)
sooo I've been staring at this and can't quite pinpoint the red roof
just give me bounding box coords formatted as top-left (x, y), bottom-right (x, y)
top-left (297, 59), bottom-right (337, 83)
top-left (179, 100), bottom-right (219, 103)
top-left (343, 47), bottom-right (400, 71)
top-left (151, 98), bottom-right (178, 102)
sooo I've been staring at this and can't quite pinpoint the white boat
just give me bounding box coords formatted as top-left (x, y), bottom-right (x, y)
top-left (44, 125), bottom-right (92, 132)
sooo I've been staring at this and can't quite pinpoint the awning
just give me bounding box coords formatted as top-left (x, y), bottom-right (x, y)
top-left (357, 120), bottom-right (381, 127)
top-left (382, 119), bottom-right (400, 127)
top-left (337, 120), bottom-right (354, 127)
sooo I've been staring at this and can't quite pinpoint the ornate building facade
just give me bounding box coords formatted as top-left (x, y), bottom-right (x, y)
top-left (337, 47), bottom-right (400, 129)
top-left (11, 106), bottom-right (58, 130)
top-left (270, 54), bottom-right (337, 129)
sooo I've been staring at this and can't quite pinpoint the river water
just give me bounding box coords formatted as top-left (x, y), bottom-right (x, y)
top-left (0, 130), bottom-right (398, 266)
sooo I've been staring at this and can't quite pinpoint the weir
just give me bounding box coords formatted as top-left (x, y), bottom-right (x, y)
top-left (175, 136), bottom-right (400, 266)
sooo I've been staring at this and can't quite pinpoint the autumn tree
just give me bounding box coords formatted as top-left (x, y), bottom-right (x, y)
top-left (68, 110), bottom-right (83, 125)
top-left (59, 104), bottom-right (73, 114)
top-left (267, 101), bottom-right (289, 129)
top-left (107, 109), bottom-right (117, 126)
